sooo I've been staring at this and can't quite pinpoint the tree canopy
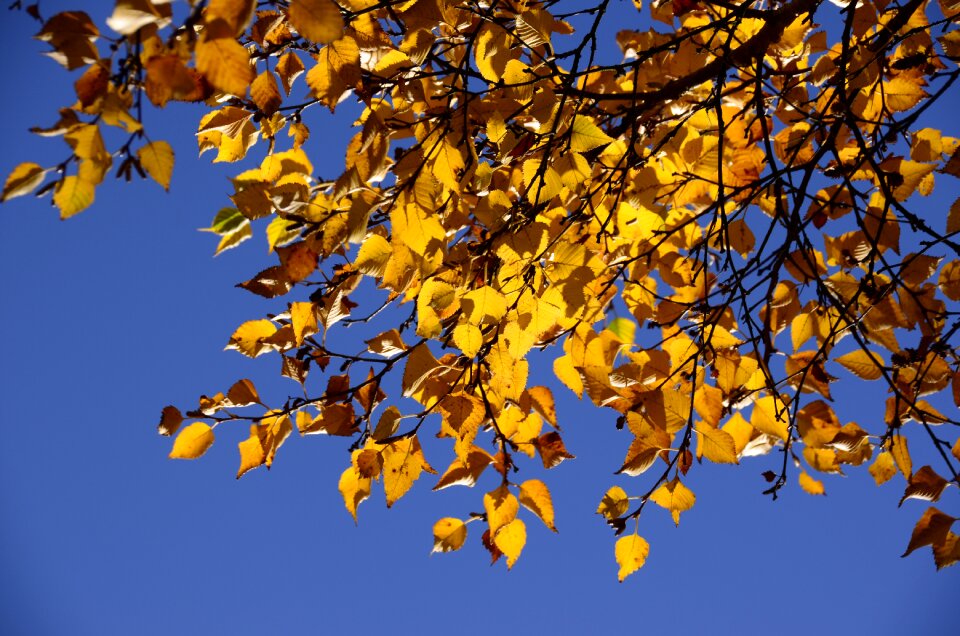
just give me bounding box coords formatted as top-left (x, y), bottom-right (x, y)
top-left (4, 0), bottom-right (960, 578)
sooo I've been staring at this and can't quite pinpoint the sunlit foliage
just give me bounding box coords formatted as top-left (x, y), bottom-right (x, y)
top-left (5, 0), bottom-right (960, 578)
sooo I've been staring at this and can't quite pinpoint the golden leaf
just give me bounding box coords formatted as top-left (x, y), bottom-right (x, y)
top-left (519, 479), bottom-right (557, 532)
top-left (798, 471), bottom-right (825, 496)
top-left (869, 451), bottom-right (897, 486)
top-left (432, 517), bottom-right (468, 553)
top-left (890, 436), bottom-right (912, 479)
top-left (452, 323), bottom-right (483, 358)
top-left (338, 465), bottom-right (371, 523)
top-left (196, 23), bottom-right (254, 96)
top-left (287, 0), bottom-right (344, 44)
top-left (2, 162), bottom-right (46, 202)
top-left (834, 349), bottom-right (884, 381)
top-left (569, 116), bottom-right (614, 153)
top-left (225, 319), bottom-right (277, 358)
top-left (649, 478), bottom-right (695, 526)
top-left (383, 436), bottom-right (433, 507)
top-left (597, 486), bottom-right (630, 519)
top-left (696, 424), bottom-right (739, 464)
top-left (250, 70), bottom-right (282, 116)
top-left (137, 141), bottom-right (174, 190)
top-left (615, 534), bottom-right (650, 582)
top-left (751, 395), bottom-right (789, 441)
top-left (289, 301), bottom-right (318, 346)
top-left (169, 422), bottom-right (215, 460)
top-left (461, 286), bottom-right (507, 326)
top-left (53, 175), bottom-right (95, 219)
top-left (493, 518), bottom-right (526, 569)
top-left (484, 485), bottom-right (519, 535)
top-left (902, 507), bottom-right (956, 558)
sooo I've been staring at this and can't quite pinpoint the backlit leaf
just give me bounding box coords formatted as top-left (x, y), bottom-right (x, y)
top-left (169, 423), bottom-right (215, 460)
top-left (649, 478), bottom-right (695, 526)
top-left (287, 0), bottom-right (344, 44)
top-left (432, 517), bottom-right (467, 553)
top-left (519, 479), bottom-right (557, 532)
top-left (799, 471), bottom-right (825, 496)
top-left (2, 162), bottom-right (46, 202)
top-left (597, 486), bottom-right (630, 519)
top-left (902, 507), bottom-right (956, 558)
top-left (493, 518), bottom-right (526, 569)
top-left (137, 141), bottom-right (174, 190)
top-left (615, 534), bottom-right (650, 582)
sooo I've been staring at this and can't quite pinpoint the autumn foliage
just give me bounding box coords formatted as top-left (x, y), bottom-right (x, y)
top-left (5, 0), bottom-right (960, 578)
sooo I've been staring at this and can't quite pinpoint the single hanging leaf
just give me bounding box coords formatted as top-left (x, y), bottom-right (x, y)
top-left (899, 466), bottom-right (950, 506)
top-left (519, 479), bottom-right (557, 532)
top-left (53, 175), bottom-right (95, 219)
top-left (902, 507), bottom-right (956, 557)
top-left (649, 478), bottom-right (696, 525)
top-left (338, 465), bottom-right (371, 523)
top-left (169, 423), bottom-right (215, 459)
top-left (484, 485), bottom-right (519, 535)
top-left (869, 451), bottom-right (897, 486)
top-left (2, 162), bottom-right (46, 202)
top-left (432, 517), bottom-right (468, 553)
top-left (493, 518), bottom-right (526, 569)
top-left (799, 471), bottom-right (826, 496)
top-left (137, 141), bottom-right (174, 190)
top-left (615, 534), bottom-right (650, 582)
top-left (157, 406), bottom-right (183, 437)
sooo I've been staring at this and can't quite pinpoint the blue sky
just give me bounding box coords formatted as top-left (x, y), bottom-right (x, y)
top-left (1, 2), bottom-right (958, 634)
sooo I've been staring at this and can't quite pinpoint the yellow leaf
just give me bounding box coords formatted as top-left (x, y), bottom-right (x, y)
top-left (452, 323), bottom-right (483, 358)
top-left (137, 141), bottom-right (174, 190)
top-left (695, 424), bottom-right (739, 464)
top-left (289, 301), bottom-right (318, 346)
top-left (799, 471), bottom-right (825, 496)
top-left (519, 479), bottom-right (557, 532)
top-left (890, 436), bottom-right (912, 479)
top-left (237, 415), bottom-right (293, 479)
top-left (305, 35), bottom-right (360, 110)
top-left (287, 0), bottom-right (344, 44)
top-left (225, 319), bottom-right (277, 357)
top-left (250, 70), bottom-right (282, 116)
top-left (649, 478), bottom-right (695, 526)
top-left (835, 349), bottom-right (883, 380)
top-left (383, 436), bottom-right (433, 507)
top-left (615, 534), bottom-right (650, 582)
top-left (432, 517), bottom-right (468, 553)
top-left (461, 286), bottom-right (507, 326)
top-left (597, 486), bottom-right (630, 519)
top-left (484, 484), bottom-right (519, 535)
top-left (869, 451), bottom-right (897, 486)
top-left (338, 465), bottom-right (370, 522)
top-left (2, 162), bottom-right (46, 202)
top-left (53, 175), bottom-right (95, 219)
top-left (493, 518), bottom-right (526, 569)
top-left (569, 115), bottom-right (614, 153)
top-left (169, 422), bottom-right (215, 460)
top-left (751, 395), bottom-right (789, 441)
top-left (196, 24), bottom-right (254, 96)
top-left (206, 0), bottom-right (255, 36)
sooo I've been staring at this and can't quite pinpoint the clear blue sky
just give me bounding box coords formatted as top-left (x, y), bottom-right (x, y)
top-left (1, 2), bottom-right (957, 635)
